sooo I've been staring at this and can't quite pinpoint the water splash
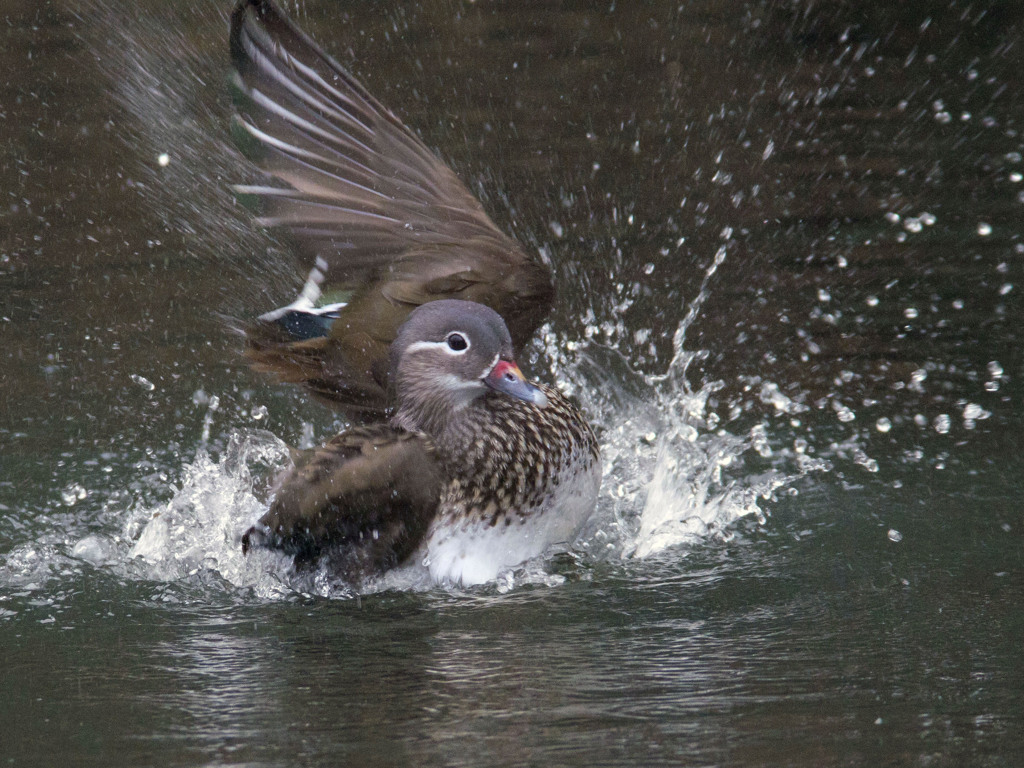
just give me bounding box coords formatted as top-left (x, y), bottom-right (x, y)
top-left (566, 244), bottom-right (829, 562)
top-left (124, 430), bottom-right (295, 600)
top-left (16, 236), bottom-right (836, 600)
top-left (57, 240), bottom-right (830, 599)
top-left (121, 429), bottom-right (441, 599)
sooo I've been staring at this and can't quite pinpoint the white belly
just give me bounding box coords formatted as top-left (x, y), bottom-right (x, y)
top-left (420, 459), bottom-right (601, 587)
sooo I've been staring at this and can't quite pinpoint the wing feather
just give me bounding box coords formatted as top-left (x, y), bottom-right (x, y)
top-left (230, 0), bottom-right (554, 413)
top-left (242, 426), bottom-right (443, 580)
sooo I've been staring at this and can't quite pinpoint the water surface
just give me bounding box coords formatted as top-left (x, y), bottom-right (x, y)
top-left (2, 1), bottom-right (1022, 765)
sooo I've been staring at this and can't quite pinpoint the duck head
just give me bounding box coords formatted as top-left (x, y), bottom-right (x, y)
top-left (390, 300), bottom-right (548, 435)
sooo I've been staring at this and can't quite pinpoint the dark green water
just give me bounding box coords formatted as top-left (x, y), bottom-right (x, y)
top-left (2, 1), bottom-right (1022, 765)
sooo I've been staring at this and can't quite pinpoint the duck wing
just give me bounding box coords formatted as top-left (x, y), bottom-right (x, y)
top-left (242, 425), bottom-right (444, 581)
top-left (230, 0), bottom-right (554, 413)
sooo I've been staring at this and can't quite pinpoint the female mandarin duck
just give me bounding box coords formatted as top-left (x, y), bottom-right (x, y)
top-left (230, 0), bottom-right (600, 586)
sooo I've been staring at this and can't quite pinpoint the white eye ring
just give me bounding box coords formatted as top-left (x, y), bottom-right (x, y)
top-left (446, 333), bottom-right (469, 353)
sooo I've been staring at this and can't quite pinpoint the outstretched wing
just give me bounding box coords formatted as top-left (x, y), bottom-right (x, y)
top-left (230, 0), bottom-right (554, 413)
top-left (242, 426), bottom-right (443, 581)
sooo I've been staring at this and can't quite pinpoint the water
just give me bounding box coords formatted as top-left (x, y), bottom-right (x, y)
top-left (3, 0), bottom-right (1023, 764)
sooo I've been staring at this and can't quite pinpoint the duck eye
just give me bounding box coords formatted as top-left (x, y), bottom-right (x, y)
top-left (446, 333), bottom-right (468, 352)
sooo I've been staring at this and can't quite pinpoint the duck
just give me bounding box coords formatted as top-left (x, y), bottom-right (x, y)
top-left (230, 0), bottom-right (601, 586)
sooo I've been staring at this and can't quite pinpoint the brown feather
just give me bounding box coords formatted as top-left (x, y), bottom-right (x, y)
top-left (230, 0), bottom-right (554, 413)
top-left (241, 426), bottom-right (443, 581)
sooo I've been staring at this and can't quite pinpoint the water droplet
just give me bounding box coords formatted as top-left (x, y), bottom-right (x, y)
top-left (919, 212), bottom-right (936, 226)
top-left (903, 217), bottom-right (923, 233)
top-left (888, 529), bottom-right (903, 543)
top-left (933, 111), bottom-right (952, 124)
top-left (61, 483), bottom-right (88, 506)
top-left (643, 262), bottom-right (655, 275)
top-left (130, 374), bottom-right (155, 391)
top-left (999, 283), bottom-right (1013, 296)
top-left (866, 295), bottom-right (879, 307)
top-left (933, 414), bottom-right (951, 434)
top-left (157, 153), bottom-right (170, 167)
top-left (977, 222), bottom-right (992, 236)
top-left (884, 212), bottom-right (901, 224)
top-left (963, 403), bottom-right (989, 420)
top-left (836, 405), bottom-right (855, 423)
top-left (988, 361), bottom-right (1004, 378)
top-left (875, 417), bottom-right (892, 433)
top-left (250, 405), bottom-right (269, 421)
top-left (952, 299), bottom-right (964, 310)
top-left (1010, 172), bottom-right (1023, 183)
top-left (817, 288), bottom-right (831, 302)
top-left (549, 221), bottom-right (563, 238)
top-left (72, 535), bottom-right (113, 566)
top-left (904, 307), bottom-right (918, 319)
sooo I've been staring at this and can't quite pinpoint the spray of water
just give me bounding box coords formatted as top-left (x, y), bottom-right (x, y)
top-left (124, 429), bottom-right (296, 600)
top-left (563, 243), bottom-right (830, 564)
top-left (114, 239), bottom-right (829, 598)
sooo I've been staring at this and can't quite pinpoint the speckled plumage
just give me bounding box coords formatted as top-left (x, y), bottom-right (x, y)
top-left (435, 386), bottom-right (599, 527)
top-left (421, 384), bottom-right (601, 586)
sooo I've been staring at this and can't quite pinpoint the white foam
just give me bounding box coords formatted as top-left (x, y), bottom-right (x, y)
top-left (125, 430), bottom-right (294, 599)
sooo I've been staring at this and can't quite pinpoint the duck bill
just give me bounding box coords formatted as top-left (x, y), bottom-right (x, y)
top-left (483, 360), bottom-right (549, 407)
